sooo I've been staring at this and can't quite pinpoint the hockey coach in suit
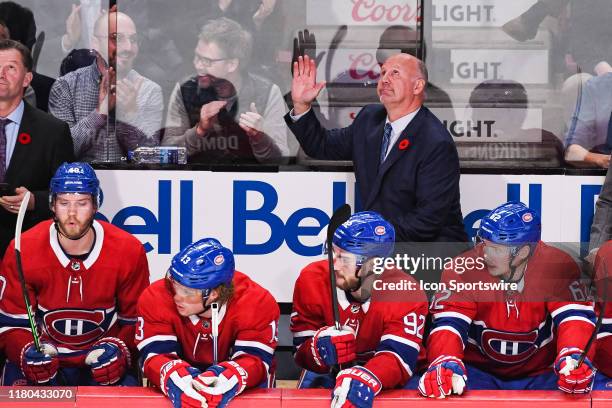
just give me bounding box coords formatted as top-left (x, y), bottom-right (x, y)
top-left (0, 39), bottom-right (74, 256)
top-left (285, 52), bottom-right (467, 244)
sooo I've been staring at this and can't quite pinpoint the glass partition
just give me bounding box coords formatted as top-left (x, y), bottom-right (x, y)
top-left (11, 0), bottom-right (612, 169)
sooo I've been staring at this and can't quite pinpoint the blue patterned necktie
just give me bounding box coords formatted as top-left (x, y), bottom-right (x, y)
top-left (0, 118), bottom-right (11, 183)
top-left (380, 123), bottom-right (392, 164)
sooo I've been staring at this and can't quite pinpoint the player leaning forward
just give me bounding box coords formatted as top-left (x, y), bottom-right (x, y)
top-left (420, 201), bottom-right (598, 397)
top-left (136, 238), bottom-right (280, 408)
top-left (0, 162), bottom-right (150, 385)
top-left (291, 211), bottom-right (428, 407)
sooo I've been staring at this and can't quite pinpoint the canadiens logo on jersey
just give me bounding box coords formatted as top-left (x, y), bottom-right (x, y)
top-left (343, 318), bottom-right (361, 336)
top-left (480, 328), bottom-right (538, 364)
top-left (42, 308), bottom-right (114, 345)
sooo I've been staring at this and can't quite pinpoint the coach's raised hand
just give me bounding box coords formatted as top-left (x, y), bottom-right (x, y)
top-left (291, 55), bottom-right (326, 115)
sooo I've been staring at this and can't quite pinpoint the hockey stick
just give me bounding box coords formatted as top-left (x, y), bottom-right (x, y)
top-left (578, 257), bottom-right (608, 366)
top-left (211, 302), bottom-right (219, 365)
top-left (327, 204), bottom-right (352, 331)
top-left (14, 191), bottom-right (41, 352)
top-left (327, 204), bottom-right (351, 378)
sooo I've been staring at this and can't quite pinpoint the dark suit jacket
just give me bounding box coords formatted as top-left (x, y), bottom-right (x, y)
top-left (0, 102), bottom-right (75, 256)
top-left (285, 104), bottom-right (467, 243)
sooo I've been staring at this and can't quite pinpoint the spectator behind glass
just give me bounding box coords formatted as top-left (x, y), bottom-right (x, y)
top-left (502, 0), bottom-right (612, 163)
top-left (60, 0), bottom-right (102, 54)
top-left (217, 0), bottom-right (284, 77)
top-left (48, 11), bottom-right (163, 162)
top-left (162, 17), bottom-right (290, 164)
top-left (0, 1), bottom-right (55, 112)
top-left (564, 63), bottom-right (612, 168)
top-left (502, 0), bottom-right (612, 75)
top-left (461, 80), bottom-right (563, 167)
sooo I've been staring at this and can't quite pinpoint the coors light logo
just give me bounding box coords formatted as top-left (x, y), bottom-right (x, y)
top-left (307, 0), bottom-right (538, 27)
top-left (351, 0), bottom-right (420, 23)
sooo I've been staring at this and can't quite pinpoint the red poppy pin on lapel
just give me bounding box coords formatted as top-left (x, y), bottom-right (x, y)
top-left (399, 139), bottom-right (410, 150)
top-left (18, 132), bottom-right (31, 145)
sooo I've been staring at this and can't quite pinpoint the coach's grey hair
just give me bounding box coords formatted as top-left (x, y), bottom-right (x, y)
top-left (416, 59), bottom-right (428, 84)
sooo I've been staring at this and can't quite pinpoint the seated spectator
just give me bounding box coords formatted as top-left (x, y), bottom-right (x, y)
top-left (564, 66), bottom-right (612, 168)
top-left (48, 11), bottom-right (163, 162)
top-left (162, 17), bottom-right (290, 164)
top-left (503, 0), bottom-right (612, 76)
top-left (458, 80), bottom-right (563, 168)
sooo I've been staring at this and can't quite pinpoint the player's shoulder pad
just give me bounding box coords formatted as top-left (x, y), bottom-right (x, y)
top-left (597, 240), bottom-right (612, 257)
top-left (375, 267), bottom-right (428, 305)
top-left (20, 219), bottom-right (54, 244)
top-left (439, 246), bottom-right (485, 284)
top-left (594, 241), bottom-right (612, 281)
top-left (137, 279), bottom-right (175, 320)
top-left (97, 219), bottom-right (146, 252)
top-left (296, 259), bottom-right (329, 285)
top-left (231, 271), bottom-right (280, 320)
top-left (534, 242), bottom-right (580, 277)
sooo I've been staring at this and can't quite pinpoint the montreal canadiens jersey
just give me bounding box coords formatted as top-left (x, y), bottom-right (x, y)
top-left (594, 241), bottom-right (612, 378)
top-left (290, 259), bottom-right (428, 389)
top-left (136, 271), bottom-right (280, 390)
top-left (0, 220), bottom-right (150, 366)
top-left (428, 241), bottom-right (596, 379)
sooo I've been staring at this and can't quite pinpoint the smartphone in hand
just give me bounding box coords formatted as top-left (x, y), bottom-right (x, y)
top-left (0, 183), bottom-right (15, 197)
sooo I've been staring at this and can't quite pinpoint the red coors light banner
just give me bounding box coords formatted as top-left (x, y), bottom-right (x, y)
top-left (318, 49), bottom-right (383, 84)
top-left (307, 0), bottom-right (420, 27)
top-left (306, 0), bottom-right (537, 27)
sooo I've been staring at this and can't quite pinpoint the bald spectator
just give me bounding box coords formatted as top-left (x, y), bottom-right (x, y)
top-left (49, 11), bottom-right (163, 162)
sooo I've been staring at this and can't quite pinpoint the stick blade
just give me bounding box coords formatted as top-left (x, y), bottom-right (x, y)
top-left (14, 191), bottom-right (31, 252)
top-left (327, 204), bottom-right (351, 243)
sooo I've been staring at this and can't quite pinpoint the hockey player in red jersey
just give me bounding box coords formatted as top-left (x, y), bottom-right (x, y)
top-left (291, 211), bottom-right (428, 408)
top-left (136, 238), bottom-right (280, 408)
top-left (0, 162), bottom-right (150, 386)
top-left (592, 240), bottom-right (612, 390)
top-left (420, 201), bottom-right (597, 398)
